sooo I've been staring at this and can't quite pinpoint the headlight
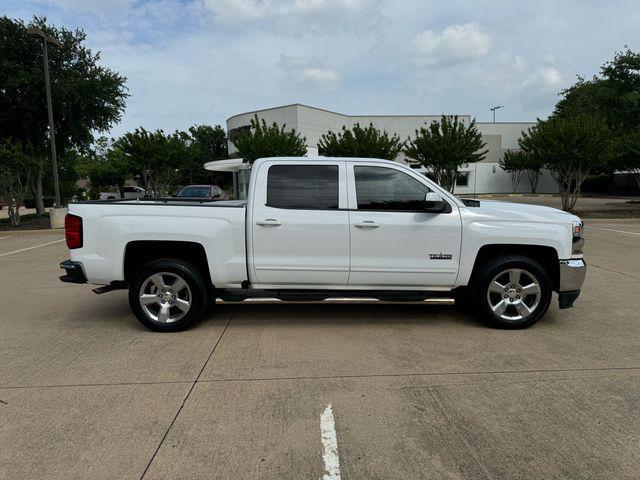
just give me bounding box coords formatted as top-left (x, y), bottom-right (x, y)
top-left (572, 220), bottom-right (584, 255)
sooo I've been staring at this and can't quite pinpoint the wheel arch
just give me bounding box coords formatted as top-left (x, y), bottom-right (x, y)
top-left (469, 244), bottom-right (560, 291)
top-left (123, 240), bottom-right (214, 288)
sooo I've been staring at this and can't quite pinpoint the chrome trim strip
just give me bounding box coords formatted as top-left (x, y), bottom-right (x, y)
top-left (559, 259), bottom-right (587, 292)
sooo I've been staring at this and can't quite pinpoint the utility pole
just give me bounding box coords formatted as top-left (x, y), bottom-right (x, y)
top-left (27, 27), bottom-right (62, 208)
top-left (490, 105), bottom-right (504, 123)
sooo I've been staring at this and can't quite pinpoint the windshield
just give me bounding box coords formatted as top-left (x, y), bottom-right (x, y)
top-left (177, 186), bottom-right (211, 197)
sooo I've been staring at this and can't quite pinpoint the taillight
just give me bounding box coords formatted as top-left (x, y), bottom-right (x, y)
top-left (65, 214), bottom-right (83, 249)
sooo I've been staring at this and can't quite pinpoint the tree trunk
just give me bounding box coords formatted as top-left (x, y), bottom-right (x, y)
top-left (29, 171), bottom-right (45, 216)
top-left (527, 170), bottom-right (539, 194)
top-left (7, 199), bottom-right (20, 227)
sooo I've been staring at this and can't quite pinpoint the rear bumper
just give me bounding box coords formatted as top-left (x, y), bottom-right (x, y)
top-left (557, 259), bottom-right (586, 309)
top-left (59, 260), bottom-right (87, 284)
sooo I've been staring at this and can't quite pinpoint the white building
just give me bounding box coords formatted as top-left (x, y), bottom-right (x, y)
top-left (214, 103), bottom-right (557, 196)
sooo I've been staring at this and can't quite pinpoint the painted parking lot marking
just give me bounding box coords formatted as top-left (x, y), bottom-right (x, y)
top-left (320, 404), bottom-right (341, 480)
top-left (0, 236), bottom-right (12, 240)
top-left (586, 226), bottom-right (640, 237)
top-left (0, 238), bottom-right (64, 257)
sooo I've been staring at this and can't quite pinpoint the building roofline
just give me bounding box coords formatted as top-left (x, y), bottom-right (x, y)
top-left (226, 103), bottom-right (472, 123)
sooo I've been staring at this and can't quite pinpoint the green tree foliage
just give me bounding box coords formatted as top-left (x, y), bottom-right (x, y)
top-left (232, 115), bottom-right (307, 164)
top-left (609, 129), bottom-right (640, 191)
top-left (499, 150), bottom-right (528, 193)
top-left (75, 137), bottom-right (134, 198)
top-left (0, 141), bottom-right (33, 226)
top-left (0, 16), bottom-right (128, 211)
top-left (317, 123), bottom-right (404, 160)
top-left (555, 49), bottom-right (640, 135)
top-left (114, 128), bottom-right (188, 196)
top-left (520, 115), bottom-right (610, 211)
top-left (180, 125), bottom-right (229, 186)
top-left (404, 116), bottom-right (487, 192)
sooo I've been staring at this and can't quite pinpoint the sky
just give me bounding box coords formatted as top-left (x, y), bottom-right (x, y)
top-left (3, 0), bottom-right (640, 138)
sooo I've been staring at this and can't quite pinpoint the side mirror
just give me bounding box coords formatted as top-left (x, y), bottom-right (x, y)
top-left (423, 192), bottom-right (449, 213)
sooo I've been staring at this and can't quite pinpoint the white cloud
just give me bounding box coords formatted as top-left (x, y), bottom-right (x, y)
top-left (276, 55), bottom-right (342, 91)
top-left (411, 23), bottom-right (491, 68)
top-left (202, 0), bottom-right (382, 34)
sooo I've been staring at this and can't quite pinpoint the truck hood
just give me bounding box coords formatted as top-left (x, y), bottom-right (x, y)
top-left (463, 199), bottom-right (581, 224)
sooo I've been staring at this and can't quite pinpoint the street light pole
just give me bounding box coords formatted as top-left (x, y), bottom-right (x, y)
top-left (490, 105), bottom-right (504, 123)
top-left (27, 27), bottom-right (62, 208)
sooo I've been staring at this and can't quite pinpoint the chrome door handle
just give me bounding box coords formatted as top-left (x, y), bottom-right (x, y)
top-left (256, 219), bottom-right (282, 226)
top-left (354, 221), bottom-right (380, 228)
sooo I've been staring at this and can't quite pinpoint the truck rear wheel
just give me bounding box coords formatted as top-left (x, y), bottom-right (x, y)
top-left (472, 255), bottom-right (552, 329)
top-left (129, 258), bottom-right (209, 332)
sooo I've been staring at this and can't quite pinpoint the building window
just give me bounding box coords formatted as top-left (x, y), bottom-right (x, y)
top-left (266, 165), bottom-right (339, 209)
top-left (354, 166), bottom-right (429, 211)
top-left (456, 172), bottom-right (469, 187)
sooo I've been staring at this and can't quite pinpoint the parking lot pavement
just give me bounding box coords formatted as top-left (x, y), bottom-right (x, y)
top-left (1, 224), bottom-right (639, 479)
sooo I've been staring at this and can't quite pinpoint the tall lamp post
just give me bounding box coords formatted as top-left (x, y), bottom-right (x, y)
top-left (490, 105), bottom-right (504, 123)
top-left (26, 27), bottom-right (62, 209)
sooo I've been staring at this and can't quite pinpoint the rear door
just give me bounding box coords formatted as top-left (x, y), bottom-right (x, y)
top-left (249, 161), bottom-right (350, 286)
top-left (347, 163), bottom-right (462, 287)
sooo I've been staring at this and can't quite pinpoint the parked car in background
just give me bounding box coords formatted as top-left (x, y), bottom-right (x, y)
top-left (176, 185), bottom-right (228, 200)
top-left (99, 186), bottom-right (146, 200)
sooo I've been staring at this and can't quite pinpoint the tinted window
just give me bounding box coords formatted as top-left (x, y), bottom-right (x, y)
top-left (178, 186), bottom-right (211, 197)
top-left (267, 165), bottom-right (339, 209)
top-left (355, 166), bottom-right (429, 211)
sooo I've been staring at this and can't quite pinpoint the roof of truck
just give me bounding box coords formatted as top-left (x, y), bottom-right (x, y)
top-left (255, 156), bottom-right (397, 164)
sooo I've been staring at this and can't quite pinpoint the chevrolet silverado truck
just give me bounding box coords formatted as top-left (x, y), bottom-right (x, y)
top-left (60, 157), bottom-right (586, 332)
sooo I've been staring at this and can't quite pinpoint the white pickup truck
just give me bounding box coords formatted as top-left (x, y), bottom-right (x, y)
top-left (60, 156), bottom-right (586, 332)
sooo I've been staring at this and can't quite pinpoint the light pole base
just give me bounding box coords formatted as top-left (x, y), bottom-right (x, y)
top-left (49, 207), bottom-right (68, 229)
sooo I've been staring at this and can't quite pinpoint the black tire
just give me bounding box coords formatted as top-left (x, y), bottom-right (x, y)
top-left (471, 255), bottom-right (552, 329)
top-left (128, 258), bottom-right (209, 332)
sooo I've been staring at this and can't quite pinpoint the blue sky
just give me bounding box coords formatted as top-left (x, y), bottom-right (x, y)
top-left (4, 0), bottom-right (640, 137)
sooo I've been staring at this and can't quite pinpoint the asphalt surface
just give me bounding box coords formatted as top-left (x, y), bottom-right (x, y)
top-left (1, 222), bottom-right (639, 479)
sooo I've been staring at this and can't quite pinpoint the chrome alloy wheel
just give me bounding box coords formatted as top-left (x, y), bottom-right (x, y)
top-left (486, 268), bottom-right (541, 321)
top-left (139, 272), bottom-right (192, 323)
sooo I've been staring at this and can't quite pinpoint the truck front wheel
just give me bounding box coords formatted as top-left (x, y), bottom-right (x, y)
top-left (472, 255), bottom-right (552, 329)
top-left (129, 259), bottom-right (209, 332)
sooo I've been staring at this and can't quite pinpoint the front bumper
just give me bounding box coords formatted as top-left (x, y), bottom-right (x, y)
top-left (59, 260), bottom-right (88, 284)
top-left (557, 258), bottom-right (586, 309)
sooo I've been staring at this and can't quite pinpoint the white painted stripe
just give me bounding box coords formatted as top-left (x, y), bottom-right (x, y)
top-left (320, 403), bottom-right (341, 480)
top-left (586, 226), bottom-right (640, 237)
top-left (0, 238), bottom-right (65, 257)
top-left (0, 236), bottom-right (12, 240)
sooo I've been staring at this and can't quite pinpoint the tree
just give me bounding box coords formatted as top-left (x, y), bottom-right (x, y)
top-left (555, 49), bottom-right (640, 135)
top-left (317, 123), bottom-right (404, 159)
top-left (499, 150), bottom-right (528, 193)
top-left (114, 128), bottom-right (187, 196)
top-left (232, 115), bottom-right (307, 164)
top-left (523, 153), bottom-right (543, 194)
top-left (0, 16), bottom-right (128, 212)
top-left (75, 137), bottom-right (134, 198)
top-left (520, 115), bottom-right (610, 211)
top-left (609, 129), bottom-right (640, 191)
top-left (404, 116), bottom-right (487, 192)
top-left (0, 141), bottom-right (33, 227)
top-left (180, 125), bottom-right (229, 186)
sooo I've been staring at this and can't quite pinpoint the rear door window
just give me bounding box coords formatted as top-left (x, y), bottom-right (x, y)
top-left (267, 165), bottom-right (339, 209)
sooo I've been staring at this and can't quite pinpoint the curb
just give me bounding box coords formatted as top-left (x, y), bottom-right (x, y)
top-left (0, 228), bottom-right (64, 235)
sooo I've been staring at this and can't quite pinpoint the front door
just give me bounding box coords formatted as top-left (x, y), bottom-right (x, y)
top-left (347, 164), bottom-right (462, 287)
top-left (249, 161), bottom-right (350, 286)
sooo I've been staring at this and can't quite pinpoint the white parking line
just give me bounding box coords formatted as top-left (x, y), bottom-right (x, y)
top-left (0, 238), bottom-right (65, 257)
top-left (0, 236), bottom-right (12, 240)
top-left (320, 404), bottom-right (341, 480)
top-left (586, 226), bottom-right (640, 237)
